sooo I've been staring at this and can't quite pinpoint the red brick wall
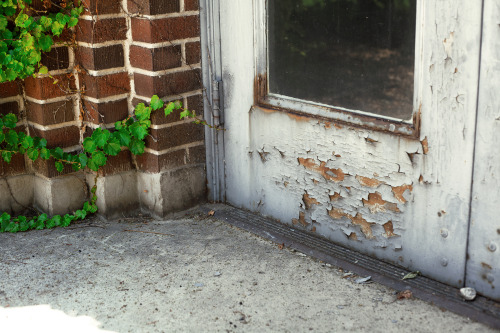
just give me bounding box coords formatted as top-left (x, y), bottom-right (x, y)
top-left (0, 0), bottom-right (206, 216)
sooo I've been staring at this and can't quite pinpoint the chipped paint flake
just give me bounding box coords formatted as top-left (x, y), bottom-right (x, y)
top-left (329, 192), bottom-right (341, 201)
top-left (327, 207), bottom-right (345, 219)
top-left (292, 211), bottom-right (308, 227)
top-left (355, 175), bottom-right (384, 188)
top-left (303, 192), bottom-right (320, 209)
top-left (348, 232), bottom-right (358, 241)
top-left (383, 221), bottom-right (398, 238)
top-left (363, 192), bottom-right (400, 213)
top-left (327, 208), bottom-right (374, 239)
top-left (421, 137), bottom-right (429, 154)
top-left (392, 184), bottom-right (413, 203)
top-left (298, 158), bottom-right (345, 182)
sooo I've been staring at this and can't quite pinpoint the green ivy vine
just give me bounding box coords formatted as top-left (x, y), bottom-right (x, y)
top-left (0, 0), bottom-right (83, 81)
top-left (0, 1), bottom-right (215, 233)
top-left (0, 96), bottom-right (206, 233)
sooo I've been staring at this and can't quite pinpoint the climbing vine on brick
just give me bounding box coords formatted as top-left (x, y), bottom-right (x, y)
top-left (0, 0), bottom-right (83, 81)
top-left (0, 96), bottom-right (204, 232)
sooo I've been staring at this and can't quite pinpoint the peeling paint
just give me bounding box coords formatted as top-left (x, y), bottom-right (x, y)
top-left (355, 175), bottom-right (384, 188)
top-left (383, 221), bottom-right (398, 238)
top-left (392, 184), bottom-right (413, 203)
top-left (303, 192), bottom-right (320, 209)
top-left (329, 192), bottom-right (341, 201)
top-left (363, 192), bottom-right (400, 213)
top-left (348, 232), bottom-right (358, 241)
top-left (327, 207), bottom-right (374, 239)
top-left (421, 137), bottom-right (429, 154)
top-left (298, 158), bottom-right (345, 182)
top-left (292, 211), bottom-right (308, 227)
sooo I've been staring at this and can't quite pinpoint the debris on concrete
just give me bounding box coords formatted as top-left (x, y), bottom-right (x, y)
top-left (402, 271), bottom-right (421, 280)
top-left (355, 276), bottom-right (372, 284)
top-left (460, 287), bottom-right (477, 301)
top-left (397, 289), bottom-right (413, 300)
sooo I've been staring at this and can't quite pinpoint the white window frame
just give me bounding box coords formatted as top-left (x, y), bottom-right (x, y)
top-left (253, 0), bottom-right (425, 137)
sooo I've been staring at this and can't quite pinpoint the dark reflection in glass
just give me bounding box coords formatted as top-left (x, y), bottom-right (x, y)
top-left (268, 0), bottom-right (416, 120)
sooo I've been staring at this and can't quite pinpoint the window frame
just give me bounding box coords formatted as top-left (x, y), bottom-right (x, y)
top-left (253, 0), bottom-right (425, 138)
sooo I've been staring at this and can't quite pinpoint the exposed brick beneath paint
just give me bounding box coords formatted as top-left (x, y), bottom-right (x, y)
top-left (185, 41), bottom-right (201, 65)
top-left (136, 150), bottom-right (186, 173)
top-left (0, 81), bottom-right (21, 98)
top-left (134, 69), bottom-right (201, 97)
top-left (79, 0), bottom-right (123, 15)
top-left (41, 46), bottom-right (70, 71)
top-left (83, 99), bottom-right (129, 124)
top-left (29, 126), bottom-right (80, 149)
top-left (81, 72), bottom-right (130, 99)
top-left (146, 122), bottom-right (204, 151)
top-left (34, 157), bottom-right (76, 178)
top-left (127, 0), bottom-right (180, 15)
top-left (77, 45), bottom-right (124, 70)
top-left (24, 75), bottom-right (77, 100)
top-left (76, 18), bottom-right (127, 43)
top-left (187, 145), bottom-right (206, 165)
top-left (0, 101), bottom-right (20, 118)
top-left (0, 154), bottom-right (26, 176)
top-left (129, 45), bottom-right (182, 71)
top-left (26, 99), bottom-right (75, 125)
top-left (131, 15), bottom-right (200, 43)
top-left (100, 150), bottom-right (133, 175)
top-left (184, 0), bottom-right (199, 11)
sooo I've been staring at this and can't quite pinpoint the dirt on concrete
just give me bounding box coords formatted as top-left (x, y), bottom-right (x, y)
top-left (0, 207), bottom-right (494, 332)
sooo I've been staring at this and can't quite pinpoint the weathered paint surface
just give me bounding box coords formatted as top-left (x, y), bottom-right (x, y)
top-left (216, 0), bottom-right (484, 289)
top-left (467, 0), bottom-right (500, 300)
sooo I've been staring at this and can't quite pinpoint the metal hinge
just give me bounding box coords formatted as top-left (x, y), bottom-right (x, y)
top-left (211, 79), bottom-right (223, 128)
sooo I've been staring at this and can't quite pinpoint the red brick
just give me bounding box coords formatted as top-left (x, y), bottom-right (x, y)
top-left (41, 46), bottom-right (70, 71)
top-left (76, 18), bottom-right (127, 43)
top-left (131, 15), bottom-right (200, 43)
top-left (28, 125), bottom-right (80, 148)
top-left (26, 99), bottom-right (75, 125)
top-left (187, 145), bottom-right (205, 164)
top-left (0, 101), bottom-right (20, 118)
top-left (184, 0), bottom-right (199, 11)
top-left (134, 69), bottom-right (201, 97)
top-left (129, 45), bottom-right (182, 71)
top-left (146, 122), bottom-right (204, 151)
top-left (0, 81), bottom-right (21, 98)
top-left (0, 153), bottom-right (26, 176)
top-left (186, 94), bottom-right (203, 114)
top-left (100, 150), bottom-right (133, 175)
top-left (135, 150), bottom-right (186, 173)
top-left (83, 99), bottom-right (129, 124)
top-left (76, 45), bottom-right (124, 70)
top-left (185, 41), bottom-right (201, 65)
top-left (34, 157), bottom-right (76, 178)
top-left (81, 72), bottom-right (130, 99)
top-left (78, 0), bottom-right (123, 15)
top-left (24, 75), bottom-right (77, 100)
top-left (128, 0), bottom-right (179, 15)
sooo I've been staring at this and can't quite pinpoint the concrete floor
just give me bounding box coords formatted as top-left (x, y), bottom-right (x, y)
top-left (0, 207), bottom-right (495, 332)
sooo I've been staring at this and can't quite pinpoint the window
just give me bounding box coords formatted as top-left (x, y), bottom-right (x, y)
top-left (257, 0), bottom-right (420, 136)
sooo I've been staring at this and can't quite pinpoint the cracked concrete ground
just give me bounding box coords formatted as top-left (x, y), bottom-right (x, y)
top-left (0, 207), bottom-right (494, 332)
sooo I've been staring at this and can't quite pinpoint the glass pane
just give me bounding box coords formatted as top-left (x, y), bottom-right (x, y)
top-left (268, 0), bottom-right (416, 120)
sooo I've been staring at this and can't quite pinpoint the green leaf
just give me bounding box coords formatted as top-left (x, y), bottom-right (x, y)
top-left (103, 138), bottom-right (121, 156)
top-left (5, 130), bottom-right (18, 146)
top-left (402, 271), bottom-right (421, 280)
top-left (75, 209), bottom-right (87, 220)
top-left (38, 34), bottom-right (53, 52)
top-left (52, 147), bottom-right (64, 159)
top-left (114, 130), bottom-right (131, 147)
top-left (38, 65), bottom-right (48, 75)
top-left (68, 17), bottom-right (78, 27)
top-left (1, 151), bottom-right (12, 163)
top-left (92, 128), bottom-right (111, 148)
top-left (150, 95), bottom-right (164, 110)
top-left (55, 161), bottom-right (64, 173)
top-left (40, 148), bottom-right (50, 159)
top-left (164, 102), bottom-right (175, 116)
top-left (78, 153), bottom-right (88, 167)
top-left (51, 21), bottom-right (64, 36)
top-left (3, 113), bottom-right (18, 128)
top-left (91, 150), bottom-right (107, 167)
top-left (129, 122), bottom-right (149, 140)
top-left (27, 147), bottom-right (39, 161)
top-left (0, 15), bottom-right (8, 30)
top-left (173, 100), bottom-right (182, 109)
top-left (21, 135), bottom-right (34, 149)
top-left (83, 137), bottom-right (97, 153)
top-left (134, 103), bottom-right (151, 121)
top-left (61, 214), bottom-right (73, 227)
top-left (114, 121), bottom-right (124, 130)
top-left (129, 138), bottom-right (145, 155)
